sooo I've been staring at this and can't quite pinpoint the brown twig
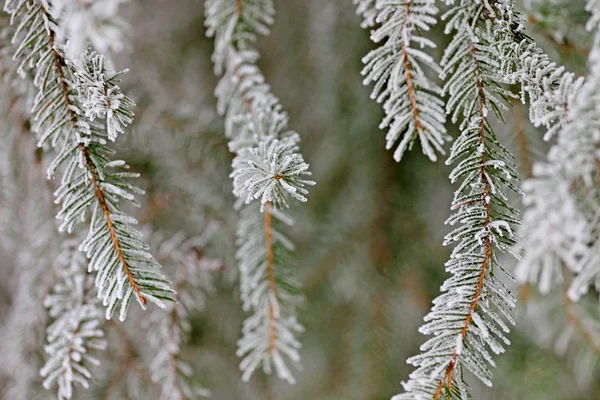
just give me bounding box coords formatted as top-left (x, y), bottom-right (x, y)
top-left (401, 1), bottom-right (424, 136)
top-left (264, 201), bottom-right (278, 355)
top-left (232, 53), bottom-right (280, 356)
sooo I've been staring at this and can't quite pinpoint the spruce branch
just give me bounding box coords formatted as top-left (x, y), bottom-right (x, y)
top-left (205, 0), bottom-right (313, 384)
top-left (40, 239), bottom-right (107, 400)
top-left (357, 0), bottom-right (449, 162)
top-left (501, 0), bottom-right (600, 300)
top-left (235, 204), bottom-right (303, 384)
top-left (5, 0), bottom-right (174, 320)
top-left (395, 1), bottom-right (520, 398)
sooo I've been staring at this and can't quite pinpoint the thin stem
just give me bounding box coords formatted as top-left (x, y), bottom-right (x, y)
top-left (401, 1), bottom-right (423, 135)
top-left (264, 201), bottom-right (277, 355)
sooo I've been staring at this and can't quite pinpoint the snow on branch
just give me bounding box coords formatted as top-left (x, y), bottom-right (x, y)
top-left (235, 204), bottom-right (303, 384)
top-left (357, 0), bottom-right (449, 162)
top-left (492, 0), bottom-right (600, 303)
top-left (205, 0), bottom-right (313, 384)
top-left (40, 239), bottom-right (106, 400)
top-left (5, 0), bottom-right (174, 321)
top-left (394, 1), bottom-right (520, 398)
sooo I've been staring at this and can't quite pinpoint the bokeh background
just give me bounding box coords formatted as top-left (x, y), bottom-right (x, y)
top-left (1, 0), bottom-right (600, 399)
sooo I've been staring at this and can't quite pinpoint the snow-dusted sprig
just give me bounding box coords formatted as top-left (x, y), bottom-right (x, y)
top-left (395, 2), bottom-right (521, 398)
top-left (5, 0), bottom-right (174, 320)
top-left (205, 0), bottom-right (275, 74)
top-left (147, 231), bottom-right (222, 400)
top-left (232, 134), bottom-right (314, 210)
top-left (236, 204), bottom-right (304, 384)
top-left (515, 44), bottom-right (583, 140)
top-left (205, 0), bottom-right (313, 384)
top-left (358, 0), bottom-right (449, 162)
top-left (515, 0), bottom-right (600, 302)
top-left (40, 239), bottom-right (107, 400)
top-left (493, 5), bottom-right (584, 140)
top-left (206, 0), bottom-right (315, 210)
top-left (514, 163), bottom-right (592, 293)
top-left (73, 49), bottom-right (135, 141)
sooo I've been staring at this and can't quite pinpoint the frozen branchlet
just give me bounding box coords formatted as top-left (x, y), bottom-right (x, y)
top-left (394, 1), bottom-right (520, 398)
top-left (40, 239), bottom-right (106, 400)
top-left (47, 0), bottom-right (128, 57)
top-left (358, 0), bottom-right (449, 162)
top-left (493, 7), bottom-right (584, 140)
top-left (147, 231), bottom-right (222, 399)
top-left (232, 134), bottom-right (315, 210)
top-left (205, 0), bottom-right (274, 74)
top-left (515, 0), bottom-right (600, 304)
top-left (73, 49), bottom-right (135, 141)
top-left (6, 0), bottom-right (174, 320)
top-left (516, 45), bottom-right (583, 140)
top-left (205, 0), bottom-right (313, 384)
top-left (514, 164), bottom-right (591, 293)
top-left (236, 205), bottom-right (303, 384)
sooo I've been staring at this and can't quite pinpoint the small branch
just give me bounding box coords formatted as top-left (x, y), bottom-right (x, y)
top-left (82, 146), bottom-right (146, 305)
top-left (43, 1), bottom-right (146, 305)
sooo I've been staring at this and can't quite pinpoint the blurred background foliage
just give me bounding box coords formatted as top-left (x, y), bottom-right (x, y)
top-left (2, 0), bottom-right (600, 399)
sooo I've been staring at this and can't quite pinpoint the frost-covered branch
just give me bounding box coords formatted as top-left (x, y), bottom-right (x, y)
top-left (395, 1), bottom-right (520, 398)
top-left (494, 4), bottom-right (584, 141)
top-left (356, 0), bottom-right (449, 162)
top-left (40, 239), bottom-right (106, 400)
top-left (512, 0), bottom-right (600, 302)
top-left (5, 0), bottom-right (174, 320)
top-left (235, 204), bottom-right (303, 384)
top-left (205, 0), bottom-right (314, 384)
